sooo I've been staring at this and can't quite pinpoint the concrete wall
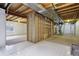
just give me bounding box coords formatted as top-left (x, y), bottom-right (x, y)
top-left (61, 21), bottom-right (79, 36)
top-left (6, 21), bottom-right (27, 44)
top-left (0, 8), bottom-right (6, 47)
top-left (61, 23), bottom-right (71, 35)
top-left (6, 21), bottom-right (27, 36)
top-left (76, 20), bottom-right (79, 36)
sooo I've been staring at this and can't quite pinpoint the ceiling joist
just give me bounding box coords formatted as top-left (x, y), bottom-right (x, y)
top-left (58, 8), bottom-right (79, 15)
top-left (20, 8), bottom-right (32, 15)
top-left (5, 3), bottom-right (79, 22)
top-left (8, 11), bottom-right (27, 18)
top-left (57, 4), bottom-right (79, 12)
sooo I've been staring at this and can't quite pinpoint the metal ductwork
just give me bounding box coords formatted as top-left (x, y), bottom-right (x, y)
top-left (23, 3), bottom-right (46, 13)
top-left (23, 3), bottom-right (63, 24)
top-left (23, 3), bottom-right (52, 20)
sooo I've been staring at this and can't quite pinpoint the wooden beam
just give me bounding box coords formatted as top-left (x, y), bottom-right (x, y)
top-left (56, 3), bottom-right (74, 9)
top-left (17, 7), bottom-right (28, 13)
top-left (8, 15), bottom-right (14, 20)
top-left (8, 11), bottom-right (27, 18)
top-left (59, 11), bottom-right (76, 16)
top-left (57, 4), bottom-right (79, 12)
top-left (14, 17), bottom-right (22, 22)
top-left (60, 12), bottom-right (78, 19)
top-left (41, 3), bottom-right (74, 10)
top-left (13, 4), bottom-right (23, 11)
top-left (41, 3), bottom-right (55, 10)
top-left (6, 15), bottom-right (14, 20)
top-left (15, 5), bottom-right (24, 12)
top-left (58, 10), bottom-right (79, 16)
top-left (15, 5), bottom-right (28, 13)
top-left (12, 17), bottom-right (18, 21)
top-left (58, 7), bottom-right (79, 14)
top-left (10, 16), bottom-right (18, 20)
top-left (17, 7), bottom-right (29, 14)
top-left (20, 8), bottom-right (32, 15)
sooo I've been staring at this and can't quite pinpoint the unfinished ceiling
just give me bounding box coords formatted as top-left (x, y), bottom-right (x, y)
top-left (6, 3), bottom-right (32, 23)
top-left (1, 3), bottom-right (79, 23)
top-left (42, 3), bottom-right (79, 20)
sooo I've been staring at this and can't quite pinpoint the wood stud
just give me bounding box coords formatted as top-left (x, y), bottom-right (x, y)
top-left (27, 12), bottom-right (54, 43)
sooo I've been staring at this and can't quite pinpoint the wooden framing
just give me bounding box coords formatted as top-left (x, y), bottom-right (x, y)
top-left (57, 4), bottom-right (79, 12)
top-left (27, 12), bottom-right (54, 43)
top-left (8, 11), bottom-right (27, 18)
top-left (6, 3), bottom-right (79, 25)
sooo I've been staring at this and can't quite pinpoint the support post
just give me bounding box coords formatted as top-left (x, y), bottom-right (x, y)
top-left (0, 8), bottom-right (6, 48)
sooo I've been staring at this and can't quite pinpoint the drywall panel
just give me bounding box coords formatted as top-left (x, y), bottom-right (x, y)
top-left (0, 8), bottom-right (6, 47)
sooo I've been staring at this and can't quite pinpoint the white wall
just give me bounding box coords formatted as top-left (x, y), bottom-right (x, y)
top-left (76, 21), bottom-right (79, 36)
top-left (62, 21), bottom-right (79, 36)
top-left (61, 23), bottom-right (75, 36)
top-left (0, 8), bottom-right (6, 47)
top-left (6, 21), bottom-right (27, 43)
top-left (63, 23), bottom-right (71, 35)
top-left (6, 21), bottom-right (27, 36)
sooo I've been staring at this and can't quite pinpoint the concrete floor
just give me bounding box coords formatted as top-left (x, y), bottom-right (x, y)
top-left (0, 39), bottom-right (71, 56)
top-left (47, 35), bottom-right (79, 45)
top-left (6, 35), bottom-right (27, 45)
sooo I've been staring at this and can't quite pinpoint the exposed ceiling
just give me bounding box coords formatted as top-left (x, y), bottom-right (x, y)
top-left (6, 3), bottom-right (31, 23)
top-left (42, 3), bottom-right (79, 19)
top-left (0, 3), bottom-right (79, 23)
